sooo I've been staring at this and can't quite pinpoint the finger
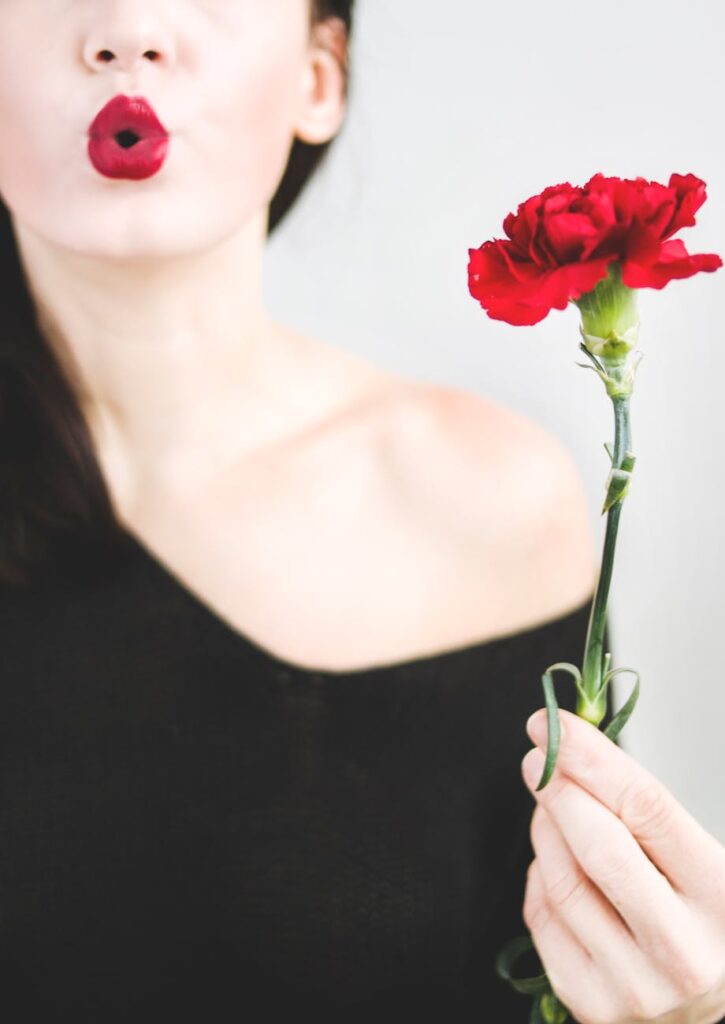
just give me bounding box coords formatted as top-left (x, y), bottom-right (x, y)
top-left (523, 857), bottom-right (614, 1024)
top-left (523, 746), bottom-right (698, 964)
top-left (526, 707), bottom-right (725, 900)
top-left (530, 804), bottom-right (636, 958)
top-left (530, 805), bottom-right (678, 1009)
top-left (528, 815), bottom-right (704, 1024)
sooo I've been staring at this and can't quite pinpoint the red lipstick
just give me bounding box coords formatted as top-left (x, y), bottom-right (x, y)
top-left (87, 95), bottom-right (170, 181)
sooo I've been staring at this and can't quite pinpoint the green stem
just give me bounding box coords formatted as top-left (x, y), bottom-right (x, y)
top-left (578, 388), bottom-right (631, 724)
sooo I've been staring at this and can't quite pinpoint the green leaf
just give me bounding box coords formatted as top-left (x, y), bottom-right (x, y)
top-left (602, 466), bottom-right (632, 513)
top-left (544, 662), bottom-right (586, 701)
top-left (621, 451), bottom-right (637, 473)
top-left (536, 673), bottom-right (561, 790)
top-left (602, 668), bottom-right (641, 743)
top-left (495, 935), bottom-right (552, 996)
top-left (534, 664), bottom-right (583, 791)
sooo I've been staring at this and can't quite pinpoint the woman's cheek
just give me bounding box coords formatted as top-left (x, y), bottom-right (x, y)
top-left (203, 57), bottom-right (305, 210)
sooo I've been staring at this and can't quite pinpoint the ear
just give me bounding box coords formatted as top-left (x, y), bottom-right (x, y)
top-left (293, 17), bottom-right (348, 146)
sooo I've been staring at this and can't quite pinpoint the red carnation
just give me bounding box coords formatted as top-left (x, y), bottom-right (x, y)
top-left (467, 172), bottom-right (722, 327)
top-left (482, 171), bottom-right (722, 1024)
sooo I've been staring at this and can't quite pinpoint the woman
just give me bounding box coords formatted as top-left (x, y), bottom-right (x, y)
top-left (1, 2), bottom-right (723, 1022)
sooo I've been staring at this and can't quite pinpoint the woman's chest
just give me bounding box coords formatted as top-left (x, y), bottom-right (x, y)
top-left (116, 402), bottom-right (535, 673)
top-left (0, 619), bottom-right (527, 1012)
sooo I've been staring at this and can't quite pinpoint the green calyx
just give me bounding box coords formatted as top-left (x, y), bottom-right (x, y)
top-left (573, 261), bottom-right (640, 363)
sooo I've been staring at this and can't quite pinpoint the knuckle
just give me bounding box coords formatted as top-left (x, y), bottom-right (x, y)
top-left (606, 949), bottom-right (674, 1021)
top-left (547, 978), bottom-right (584, 1024)
top-left (574, 1004), bottom-right (614, 1024)
top-left (586, 836), bottom-right (638, 884)
top-left (523, 892), bottom-right (550, 933)
top-left (671, 950), bottom-right (720, 1001)
top-left (529, 805), bottom-right (544, 846)
top-left (549, 962), bottom-right (611, 1024)
top-left (546, 865), bottom-right (590, 913)
top-left (523, 897), bottom-right (549, 933)
top-left (620, 779), bottom-right (675, 839)
top-left (620, 985), bottom-right (663, 1023)
top-left (523, 861), bottom-right (550, 933)
top-left (645, 923), bottom-right (718, 1002)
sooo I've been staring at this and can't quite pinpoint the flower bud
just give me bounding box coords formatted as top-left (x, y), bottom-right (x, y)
top-left (573, 261), bottom-right (640, 364)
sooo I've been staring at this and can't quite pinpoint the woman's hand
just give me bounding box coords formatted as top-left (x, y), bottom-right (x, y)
top-left (520, 707), bottom-right (725, 1024)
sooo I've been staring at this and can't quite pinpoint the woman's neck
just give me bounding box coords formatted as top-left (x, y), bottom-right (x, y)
top-left (11, 210), bottom-right (308, 500)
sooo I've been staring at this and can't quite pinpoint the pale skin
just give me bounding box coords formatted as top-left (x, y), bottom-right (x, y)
top-left (522, 711), bottom-right (725, 1024)
top-left (0, 2), bottom-right (722, 1020)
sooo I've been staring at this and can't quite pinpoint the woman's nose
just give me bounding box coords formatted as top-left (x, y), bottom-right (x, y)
top-left (82, 22), bottom-right (175, 75)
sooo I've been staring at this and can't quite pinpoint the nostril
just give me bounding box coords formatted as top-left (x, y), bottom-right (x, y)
top-left (115, 130), bottom-right (140, 148)
top-left (93, 49), bottom-right (159, 63)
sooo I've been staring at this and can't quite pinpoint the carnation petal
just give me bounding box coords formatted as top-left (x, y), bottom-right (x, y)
top-left (621, 238), bottom-right (723, 289)
top-left (625, 223), bottom-right (664, 264)
top-left (467, 242), bottom-right (513, 298)
top-left (636, 185), bottom-right (676, 238)
top-left (521, 260), bottom-right (615, 337)
top-left (503, 211), bottom-right (517, 241)
top-left (478, 296), bottom-right (553, 326)
top-left (467, 240), bottom-right (559, 324)
top-left (470, 173), bottom-right (720, 326)
top-left (664, 173), bottom-right (708, 237)
top-left (543, 212), bottom-right (600, 263)
top-left (502, 201), bottom-right (539, 258)
top-left (559, 258), bottom-right (617, 301)
top-left (469, 254), bottom-right (617, 327)
top-left (497, 242), bottom-right (547, 284)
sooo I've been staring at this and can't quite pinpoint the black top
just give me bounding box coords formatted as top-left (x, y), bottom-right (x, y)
top-left (0, 531), bottom-right (613, 1022)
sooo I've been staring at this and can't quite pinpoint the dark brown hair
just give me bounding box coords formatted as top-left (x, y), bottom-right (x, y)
top-left (0, 0), bottom-right (355, 587)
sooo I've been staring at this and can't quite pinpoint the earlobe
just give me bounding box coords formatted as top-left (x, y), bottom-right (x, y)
top-left (293, 20), bottom-right (348, 146)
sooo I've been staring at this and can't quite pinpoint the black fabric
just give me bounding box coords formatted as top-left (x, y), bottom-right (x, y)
top-left (0, 531), bottom-right (619, 1022)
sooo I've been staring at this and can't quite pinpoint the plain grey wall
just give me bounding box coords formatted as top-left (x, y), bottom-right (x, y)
top-left (264, 0), bottom-right (725, 841)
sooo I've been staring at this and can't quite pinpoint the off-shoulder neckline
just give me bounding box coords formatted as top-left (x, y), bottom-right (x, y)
top-left (122, 527), bottom-right (593, 683)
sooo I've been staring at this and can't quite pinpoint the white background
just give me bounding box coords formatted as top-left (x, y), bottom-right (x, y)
top-left (265, 0), bottom-right (725, 841)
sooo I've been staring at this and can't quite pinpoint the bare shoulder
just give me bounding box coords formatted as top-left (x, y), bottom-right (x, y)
top-left (385, 381), bottom-right (599, 624)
